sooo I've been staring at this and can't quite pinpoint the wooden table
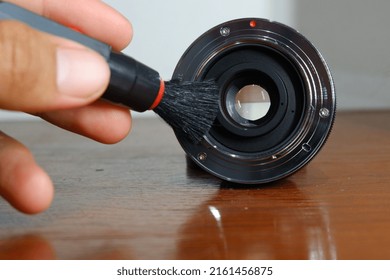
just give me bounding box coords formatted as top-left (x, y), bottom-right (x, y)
top-left (0, 111), bottom-right (390, 260)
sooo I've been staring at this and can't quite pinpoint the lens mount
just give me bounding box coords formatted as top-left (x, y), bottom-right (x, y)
top-left (172, 18), bottom-right (336, 184)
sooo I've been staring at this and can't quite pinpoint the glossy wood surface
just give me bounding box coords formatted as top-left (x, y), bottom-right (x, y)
top-left (1, 111), bottom-right (390, 260)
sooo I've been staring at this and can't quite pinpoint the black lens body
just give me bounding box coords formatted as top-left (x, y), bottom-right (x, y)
top-left (172, 18), bottom-right (336, 184)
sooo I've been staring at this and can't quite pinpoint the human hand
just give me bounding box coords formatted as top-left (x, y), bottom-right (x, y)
top-left (0, 0), bottom-right (133, 214)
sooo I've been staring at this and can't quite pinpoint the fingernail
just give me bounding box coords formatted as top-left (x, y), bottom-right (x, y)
top-left (56, 48), bottom-right (109, 98)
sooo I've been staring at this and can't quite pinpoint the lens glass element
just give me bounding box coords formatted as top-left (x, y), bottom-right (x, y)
top-left (234, 84), bottom-right (271, 121)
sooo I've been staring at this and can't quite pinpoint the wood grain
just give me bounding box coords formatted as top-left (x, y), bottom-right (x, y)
top-left (1, 111), bottom-right (390, 259)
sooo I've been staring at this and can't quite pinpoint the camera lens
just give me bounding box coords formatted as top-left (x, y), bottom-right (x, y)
top-left (172, 18), bottom-right (336, 184)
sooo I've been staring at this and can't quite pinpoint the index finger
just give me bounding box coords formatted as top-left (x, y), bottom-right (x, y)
top-left (4, 0), bottom-right (132, 51)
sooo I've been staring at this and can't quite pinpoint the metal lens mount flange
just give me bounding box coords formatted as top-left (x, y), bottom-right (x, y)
top-left (172, 18), bottom-right (336, 184)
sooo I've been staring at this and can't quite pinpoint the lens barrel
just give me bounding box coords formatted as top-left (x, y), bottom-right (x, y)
top-left (173, 18), bottom-right (336, 184)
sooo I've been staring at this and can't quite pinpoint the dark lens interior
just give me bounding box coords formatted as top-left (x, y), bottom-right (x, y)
top-left (203, 46), bottom-right (306, 153)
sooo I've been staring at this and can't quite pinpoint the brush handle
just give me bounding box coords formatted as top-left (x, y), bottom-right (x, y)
top-left (0, 1), bottom-right (163, 112)
top-left (104, 52), bottom-right (163, 112)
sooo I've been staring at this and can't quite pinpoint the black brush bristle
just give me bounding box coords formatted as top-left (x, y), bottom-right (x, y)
top-left (153, 80), bottom-right (220, 143)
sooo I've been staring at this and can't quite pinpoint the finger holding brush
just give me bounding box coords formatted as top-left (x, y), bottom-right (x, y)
top-left (1, 0), bottom-right (134, 143)
top-left (0, 0), bottom-right (133, 214)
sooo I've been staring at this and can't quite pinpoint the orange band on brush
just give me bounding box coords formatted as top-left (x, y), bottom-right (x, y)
top-left (149, 79), bottom-right (165, 110)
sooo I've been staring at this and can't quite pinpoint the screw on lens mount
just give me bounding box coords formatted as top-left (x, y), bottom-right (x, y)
top-left (173, 18), bottom-right (336, 184)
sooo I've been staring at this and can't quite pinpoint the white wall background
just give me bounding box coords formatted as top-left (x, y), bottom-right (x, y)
top-left (2, 0), bottom-right (390, 120)
top-left (295, 0), bottom-right (390, 110)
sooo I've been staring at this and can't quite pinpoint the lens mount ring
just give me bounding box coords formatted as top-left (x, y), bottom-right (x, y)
top-left (173, 18), bottom-right (336, 184)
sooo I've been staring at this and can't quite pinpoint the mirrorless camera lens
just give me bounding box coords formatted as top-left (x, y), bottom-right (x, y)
top-left (172, 18), bottom-right (336, 184)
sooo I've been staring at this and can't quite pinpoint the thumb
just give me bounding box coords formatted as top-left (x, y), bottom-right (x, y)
top-left (0, 20), bottom-right (110, 112)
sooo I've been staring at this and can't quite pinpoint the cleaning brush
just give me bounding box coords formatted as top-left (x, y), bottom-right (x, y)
top-left (0, 2), bottom-right (220, 143)
top-left (154, 80), bottom-right (219, 143)
top-left (102, 51), bottom-right (219, 143)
